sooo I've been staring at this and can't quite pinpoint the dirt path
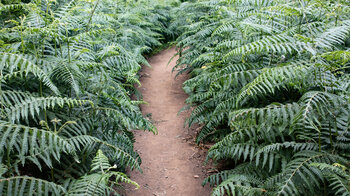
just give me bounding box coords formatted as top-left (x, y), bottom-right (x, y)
top-left (125, 48), bottom-right (212, 196)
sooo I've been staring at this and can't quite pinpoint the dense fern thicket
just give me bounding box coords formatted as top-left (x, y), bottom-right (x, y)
top-left (172, 0), bottom-right (350, 195)
top-left (0, 0), bottom-right (175, 195)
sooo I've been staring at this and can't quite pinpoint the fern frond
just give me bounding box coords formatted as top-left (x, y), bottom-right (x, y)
top-left (6, 97), bottom-right (93, 123)
top-left (236, 62), bottom-right (309, 106)
top-left (50, 61), bottom-right (82, 96)
top-left (0, 4), bottom-right (28, 13)
top-left (90, 149), bottom-right (110, 173)
top-left (277, 151), bottom-right (336, 196)
top-left (315, 20), bottom-right (350, 49)
top-left (212, 175), bottom-right (265, 196)
top-left (0, 121), bottom-right (74, 169)
top-left (0, 176), bottom-right (66, 195)
top-left (67, 135), bottom-right (141, 171)
top-left (67, 150), bottom-right (138, 195)
top-left (311, 163), bottom-right (350, 196)
top-left (0, 90), bottom-right (35, 108)
top-left (230, 102), bottom-right (300, 128)
top-left (0, 52), bottom-right (60, 95)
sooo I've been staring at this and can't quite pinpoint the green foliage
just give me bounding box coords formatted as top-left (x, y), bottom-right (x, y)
top-left (173, 0), bottom-right (350, 195)
top-left (0, 176), bottom-right (66, 196)
top-left (67, 150), bottom-right (139, 196)
top-left (0, 0), bottom-right (176, 195)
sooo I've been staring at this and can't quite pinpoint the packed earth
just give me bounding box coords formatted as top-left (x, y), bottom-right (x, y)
top-left (125, 48), bottom-right (211, 196)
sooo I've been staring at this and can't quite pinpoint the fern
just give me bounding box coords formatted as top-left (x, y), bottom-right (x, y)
top-left (0, 0), bottom-right (174, 195)
top-left (0, 121), bottom-right (74, 169)
top-left (0, 52), bottom-right (60, 95)
top-left (67, 150), bottom-right (138, 196)
top-left (212, 175), bottom-right (265, 196)
top-left (277, 151), bottom-right (335, 196)
top-left (7, 97), bottom-right (93, 123)
top-left (311, 162), bottom-right (350, 196)
top-left (173, 0), bottom-right (350, 195)
top-left (236, 63), bottom-right (309, 106)
top-left (0, 176), bottom-right (66, 195)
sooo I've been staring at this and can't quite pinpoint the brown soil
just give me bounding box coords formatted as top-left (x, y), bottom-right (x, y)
top-left (124, 48), bottom-right (212, 196)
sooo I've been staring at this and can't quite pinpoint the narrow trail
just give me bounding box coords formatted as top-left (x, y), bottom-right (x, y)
top-left (125, 48), bottom-right (211, 196)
